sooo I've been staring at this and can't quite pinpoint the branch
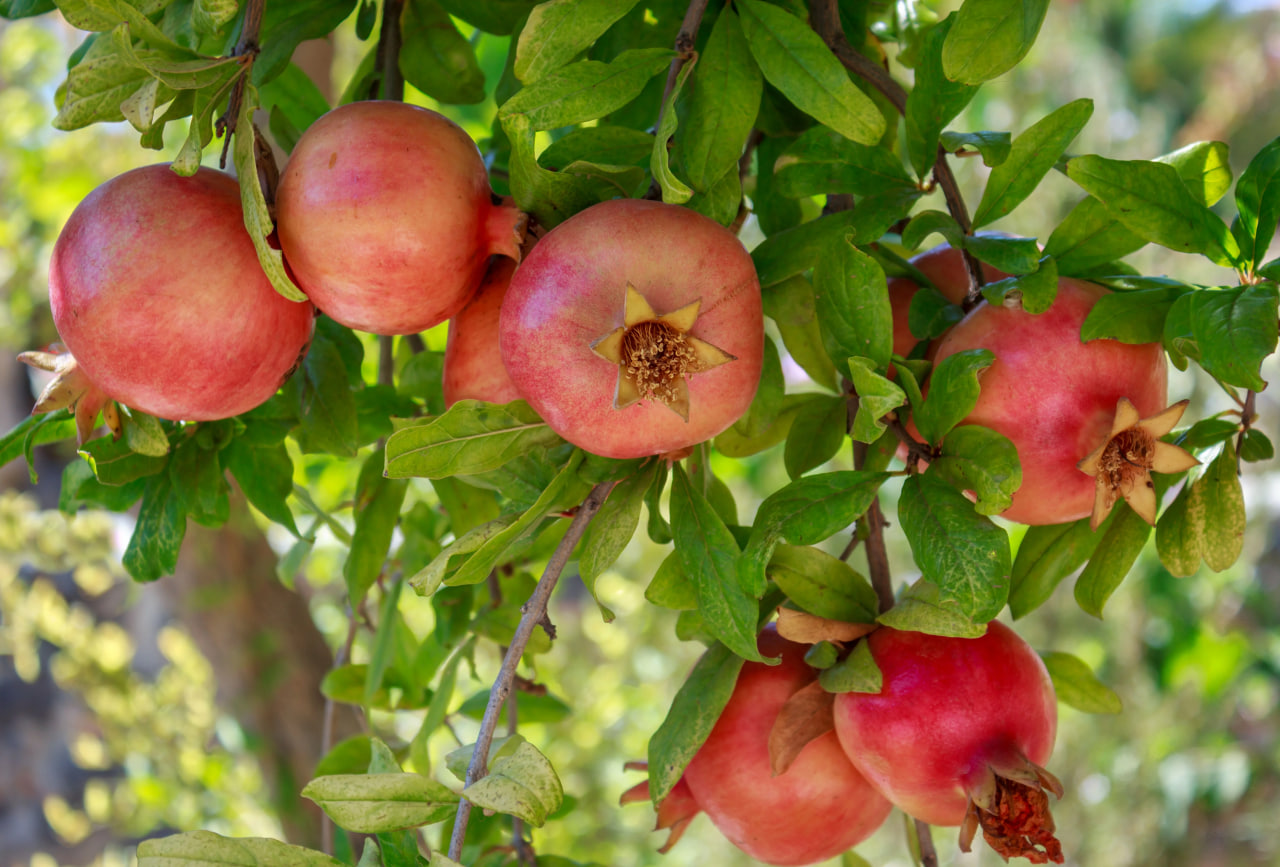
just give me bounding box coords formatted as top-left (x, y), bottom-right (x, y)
top-left (447, 480), bottom-right (616, 861)
top-left (1236, 389), bottom-right (1257, 471)
top-left (376, 0), bottom-right (406, 101)
top-left (864, 498), bottom-right (894, 614)
top-left (657, 0), bottom-right (711, 130)
top-left (216, 0), bottom-right (267, 167)
top-left (915, 817), bottom-right (940, 867)
top-left (809, 0), bottom-right (985, 306)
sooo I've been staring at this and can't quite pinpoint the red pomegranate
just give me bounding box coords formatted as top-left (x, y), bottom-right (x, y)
top-left (833, 622), bottom-right (1064, 863)
top-left (48, 164), bottom-right (314, 422)
top-left (930, 278), bottom-right (1167, 525)
top-left (889, 243), bottom-right (1007, 359)
top-left (442, 257), bottom-right (522, 408)
top-left (275, 101), bottom-right (524, 335)
top-left (624, 627), bottom-right (892, 865)
top-left (499, 199), bottom-right (763, 458)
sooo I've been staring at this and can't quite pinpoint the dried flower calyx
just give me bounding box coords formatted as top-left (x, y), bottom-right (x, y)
top-left (590, 284), bottom-right (735, 421)
top-left (17, 344), bottom-right (119, 445)
top-left (1077, 398), bottom-right (1200, 530)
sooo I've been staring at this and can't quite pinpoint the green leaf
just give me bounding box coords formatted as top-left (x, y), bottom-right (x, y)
top-left (739, 470), bottom-right (887, 596)
top-left (1234, 136), bottom-right (1280, 269)
top-left (972, 98), bottom-right (1093, 228)
top-left (225, 440), bottom-right (299, 535)
top-left (978, 256), bottom-right (1059, 315)
top-left (736, 0), bottom-right (884, 145)
top-left (436, 0), bottom-right (536, 35)
top-left (1039, 651), bottom-right (1122, 714)
top-left (254, 0), bottom-right (358, 86)
top-left (79, 432), bottom-right (168, 486)
top-left (767, 545), bottom-right (878, 623)
top-left (122, 474), bottom-right (187, 582)
top-left (137, 831), bottom-right (347, 866)
top-left (456, 688), bottom-right (570, 726)
top-left (302, 773), bottom-right (459, 833)
top-left (783, 394), bottom-right (847, 480)
top-left (929, 425), bottom-right (1022, 516)
top-left (904, 16), bottom-right (977, 176)
top-left (1080, 284), bottom-right (1193, 344)
top-left (410, 637), bottom-right (476, 772)
top-left (671, 465), bottom-right (763, 661)
top-left (1008, 519), bottom-right (1101, 619)
top-left (875, 579), bottom-right (989, 638)
top-left (846, 357), bottom-right (905, 444)
top-left (942, 0), bottom-right (1051, 84)
top-left (913, 349), bottom-right (994, 445)
top-left (651, 54), bottom-right (695, 204)
top-left (901, 209), bottom-right (962, 252)
top-left (647, 643), bottom-right (745, 805)
top-left (1240, 429), bottom-right (1273, 462)
top-left (645, 552), bottom-right (696, 610)
top-left (962, 235), bottom-right (1042, 274)
top-left (538, 125), bottom-right (654, 169)
top-left (502, 47), bottom-right (674, 130)
top-left (734, 337), bottom-right (785, 439)
top-left (898, 473), bottom-right (1011, 626)
top-left (1067, 154), bottom-right (1241, 267)
top-left (386, 400), bottom-right (564, 480)
top-left (814, 240), bottom-right (893, 370)
top-left (578, 466), bottom-right (655, 620)
top-left (754, 210), bottom-right (861, 287)
top-left (678, 8), bottom-right (761, 191)
top-left (940, 129), bottom-right (1011, 166)
top-left (287, 332), bottom-right (359, 457)
top-left (0, 1), bottom-right (55, 19)
top-left (462, 741), bottom-right (564, 827)
top-left (399, 0), bottom-right (486, 104)
top-left (54, 32), bottom-right (152, 130)
top-left (1074, 500), bottom-right (1152, 618)
top-left (167, 438), bottom-right (228, 528)
top-left (775, 126), bottom-right (918, 200)
top-left (344, 448), bottom-right (409, 605)
top-left (764, 276), bottom-right (838, 390)
top-left (1189, 284), bottom-right (1278, 392)
top-left (514, 0), bottom-right (640, 83)
top-left (817, 638), bottom-right (881, 693)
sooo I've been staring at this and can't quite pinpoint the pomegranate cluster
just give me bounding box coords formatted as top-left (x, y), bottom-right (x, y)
top-left (628, 621), bottom-right (1064, 865)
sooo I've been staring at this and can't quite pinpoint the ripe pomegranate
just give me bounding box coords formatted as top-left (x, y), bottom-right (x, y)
top-left (929, 278), bottom-right (1167, 525)
top-left (48, 164), bottom-right (314, 422)
top-left (443, 257), bottom-right (523, 408)
top-left (833, 622), bottom-right (1064, 864)
top-left (275, 101), bottom-right (525, 335)
top-left (623, 627), bottom-right (892, 866)
top-left (889, 243), bottom-right (1007, 359)
top-left (499, 199), bottom-right (763, 458)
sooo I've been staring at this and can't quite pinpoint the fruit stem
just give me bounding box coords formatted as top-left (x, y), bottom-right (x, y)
top-left (657, 0), bottom-right (712, 134)
top-left (915, 817), bottom-right (940, 867)
top-left (376, 0), bottom-right (406, 101)
top-left (447, 479), bottom-right (616, 861)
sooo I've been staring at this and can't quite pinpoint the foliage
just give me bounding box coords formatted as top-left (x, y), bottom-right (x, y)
top-left (1, 1), bottom-right (1279, 866)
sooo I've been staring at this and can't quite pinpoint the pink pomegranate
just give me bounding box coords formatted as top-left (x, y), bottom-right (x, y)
top-left (834, 622), bottom-right (1064, 863)
top-left (624, 627), bottom-right (892, 866)
top-left (930, 279), bottom-right (1167, 525)
top-left (889, 243), bottom-right (1007, 359)
top-left (499, 199), bottom-right (762, 458)
top-left (48, 164), bottom-right (314, 422)
top-left (275, 101), bottom-right (524, 335)
top-left (443, 257), bottom-right (522, 407)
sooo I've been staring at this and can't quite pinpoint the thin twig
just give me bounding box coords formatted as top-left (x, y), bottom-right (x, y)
top-left (1236, 389), bottom-right (1257, 471)
top-left (447, 481), bottom-right (616, 861)
top-left (864, 498), bottom-right (894, 613)
top-left (378, 0), bottom-right (406, 101)
top-left (915, 817), bottom-right (940, 867)
top-left (320, 609), bottom-right (361, 855)
top-left (507, 690), bottom-right (535, 865)
top-left (656, 0), bottom-right (711, 131)
top-left (216, 0), bottom-right (267, 167)
top-left (730, 129), bottom-right (764, 234)
top-left (932, 144), bottom-right (986, 309)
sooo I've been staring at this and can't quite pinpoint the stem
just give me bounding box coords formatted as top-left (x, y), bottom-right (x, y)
top-left (1236, 389), bottom-right (1257, 470)
top-left (809, 1), bottom-right (985, 305)
top-left (865, 498), bottom-right (894, 614)
top-left (378, 0), bottom-right (406, 101)
top-left (656, 0), bottom-right (711, 131)
top-left (447, 481), bottom-right (616, 861)
top-left (507, 690), bottom-right (535, 865)
top-left (915, 817), bottom-right (940, 867)
top-left (216, 0), bottom-right (267, 167)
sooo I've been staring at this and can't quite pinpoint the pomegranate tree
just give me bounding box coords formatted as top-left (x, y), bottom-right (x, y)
top-left (833, 622), bottom-right (1064, 864)
top-left (499, 199), bottom-right (763, 458)
top-left (275, 101), bottom-right (525, 335)
top-left (625, 627), bottom-right (891, 865)
top-left (48, 164), bottom-right (314, 422)
top-left (928, 278), bottom-right (1174, 526)
top-left (442, 257), bottom-right (523, 408)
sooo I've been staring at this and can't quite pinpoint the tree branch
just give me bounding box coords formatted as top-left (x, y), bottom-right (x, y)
top-left (864, 498), bottom-right (894, 613)
top-left (217, 0), bottom-right (267, 167)
top-left (447, 480), bottom-right (616, 861)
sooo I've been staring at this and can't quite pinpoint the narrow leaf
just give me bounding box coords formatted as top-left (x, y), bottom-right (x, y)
top-left (386, 400), bottom-right (564, 479)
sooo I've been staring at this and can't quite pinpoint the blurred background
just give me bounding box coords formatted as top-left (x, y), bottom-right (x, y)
top-left (2, 1), bottom-right (1280, 865)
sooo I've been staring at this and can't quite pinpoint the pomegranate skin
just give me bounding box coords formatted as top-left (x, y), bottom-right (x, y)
top-left (49, 165), bottom-right (315, 422)
top-left (275, 101), bottom-right (523, 335)
top-left (931, 279), bottom-right (1167, 525)
top-left (682, 628), bottom-right (892, 866)
top-left (443, 257), bottom-right (522, 407)
top-left (832, 622), bottom-right (1057, 827)
top-left (499, 199), bottom-right (763, 458)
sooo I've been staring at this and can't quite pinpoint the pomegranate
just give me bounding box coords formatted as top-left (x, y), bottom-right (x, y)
top-left (48, 164), bottom-right (314, 422)
top-left (442, 257), bottom-right (523, 407)
top-left (833, 622), bottom-right (1064, 864)
top-left (889, 243), bottom-right (1007, 359)
top-left (623, 627), bottom-right (892, 866)
top-left (275, 101), bottom-right (525, 335)
top-left (499, 199), bottom-right (763, 458)
top-left (928, 278), bottom-right (1169, 525)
